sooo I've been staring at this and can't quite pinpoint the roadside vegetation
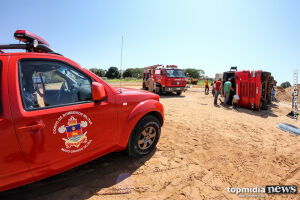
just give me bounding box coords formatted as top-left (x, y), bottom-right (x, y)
top-left (89, 66), bottom-right (211, 86)
top-left (280, 81), bottom-right (291, 88)
top-left (103, 78), bottom-right (211, 86)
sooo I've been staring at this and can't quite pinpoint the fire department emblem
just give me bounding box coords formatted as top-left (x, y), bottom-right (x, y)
top-left (53, 111), bottom-right (93, 153)
top-left (58, 116), bottom-right (88, 149)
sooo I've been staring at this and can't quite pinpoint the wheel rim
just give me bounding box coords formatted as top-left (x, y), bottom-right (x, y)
top-left (138, 126), bottom-right (157, 150)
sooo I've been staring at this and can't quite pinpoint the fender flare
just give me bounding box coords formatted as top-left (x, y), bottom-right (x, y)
top-left (116, 99), bottom-right (164, 149)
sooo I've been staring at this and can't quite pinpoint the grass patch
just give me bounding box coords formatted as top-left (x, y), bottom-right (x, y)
top-left (196, 80), bottom-right (212, 86)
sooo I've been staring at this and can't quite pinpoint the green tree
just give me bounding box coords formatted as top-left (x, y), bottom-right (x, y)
top-left (281, 81), bottom-right (291, 88)
top-left (184, 68), bottom-right (202, 79)
top-left (198, 69), bottom-right (205, 79)
top-left (105, 66), bottom-right (120, 79)
top-left (123, 68), bottom-right (133, 78)
top-left (89, 68), bottom-right (106, 77)
top-left (131, 68), bottom-right (143, 78)
top-left (123, 68), bottom-right (143, 78)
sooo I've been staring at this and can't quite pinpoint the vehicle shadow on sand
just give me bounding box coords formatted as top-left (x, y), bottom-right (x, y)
top-left (138, 88), bottom-right (186, 99)
top-left (232, 103), bottom-right (279, 118)
top-left (0, 150), bottom-right (156, 200)
top-left (159, 93), bottom-right (186, 99)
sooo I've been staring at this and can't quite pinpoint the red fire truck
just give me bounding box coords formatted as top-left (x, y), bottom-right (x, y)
top-left (143, 65), bottom-right (187, 95)
top-left (223, 67), bottom-right (276, 110)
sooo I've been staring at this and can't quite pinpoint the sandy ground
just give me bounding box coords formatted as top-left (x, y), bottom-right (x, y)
top-left (1, 84), bottom-right (300, 200)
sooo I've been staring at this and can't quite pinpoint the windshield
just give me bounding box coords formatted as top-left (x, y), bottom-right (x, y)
top-left (166, 69), bottom-right (185, 78)
top-left (58, 66), bottom-right (90, 87)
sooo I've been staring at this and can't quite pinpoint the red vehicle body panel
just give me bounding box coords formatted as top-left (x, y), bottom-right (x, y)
top-left (235, 70), bottom-right (263, 110)
top-left (0, 53), bottom-right (164, 192)
top-left (235, 71), bottom-right (250, 107)
top-left (0, 56), bottom-right (35, 191)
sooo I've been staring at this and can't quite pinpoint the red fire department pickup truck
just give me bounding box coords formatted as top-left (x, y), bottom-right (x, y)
top-left (0, 30), bottom-right (164, 192)
top-left (143, 65), bottom-right (187, 95)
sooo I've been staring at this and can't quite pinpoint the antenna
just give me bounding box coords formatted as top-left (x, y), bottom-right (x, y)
top-left (119, 36), bottom-right (123, 93)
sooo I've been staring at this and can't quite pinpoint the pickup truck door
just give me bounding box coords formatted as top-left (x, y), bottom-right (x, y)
top-left (0, 56), bottom-right (34, 191)
top-left (8, 55), bottom-right (117, 180)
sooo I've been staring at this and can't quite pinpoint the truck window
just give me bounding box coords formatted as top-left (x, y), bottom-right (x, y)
top-left (166, 69), bottom-right (185, 78)
top-left (19, 60), bottom-right (92, 110)
top-left (0, 61), bottom-right (2, 114)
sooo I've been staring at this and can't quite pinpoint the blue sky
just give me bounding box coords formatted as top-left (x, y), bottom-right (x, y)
top-left (1, 0), bottom-right (299, 84)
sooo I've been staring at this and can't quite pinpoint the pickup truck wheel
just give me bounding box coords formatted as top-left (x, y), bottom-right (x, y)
top-left (176, 91), bottom-right (182, 95)
top-left (126, 115), bottom-right (161, 157)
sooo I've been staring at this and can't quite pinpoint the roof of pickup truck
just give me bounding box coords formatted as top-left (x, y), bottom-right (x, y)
top-left (0, 52), bottom-right (63, 57)
top-left (0, 52), bottom-right (63, 56)
top-left (0, 52), bottom-right (86, 72)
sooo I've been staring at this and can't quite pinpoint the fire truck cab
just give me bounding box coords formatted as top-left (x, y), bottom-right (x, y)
top-left (223, 67), bottom-right (276, 110)
top-left (143, 65), bottom-right (187, 95)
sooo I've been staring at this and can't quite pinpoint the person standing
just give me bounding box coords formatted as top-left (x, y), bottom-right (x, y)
top-left (272, 87), bottom-right (276, 101)
top-left (146, 75), bottom-right (156, 93)
top-left (214, 78), bottom-right (222, 105)
top-left (212, 80), bottom-right (215, 96)
top-left (205, 79), bottom-right (209, 95)
top-left (224, 79), bottom-right (234, 105)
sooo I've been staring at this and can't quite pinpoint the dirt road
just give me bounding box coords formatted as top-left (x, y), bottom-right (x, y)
top-left (1, 85), bottom-right (299, 200)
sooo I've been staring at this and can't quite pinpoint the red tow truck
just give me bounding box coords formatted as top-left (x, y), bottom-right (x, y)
top-left (223, 67), bottom-right (276, 110)
top-left (143, 65), bottom-right (187, 95)
top-left (0, 30), bottom-right (164, 192)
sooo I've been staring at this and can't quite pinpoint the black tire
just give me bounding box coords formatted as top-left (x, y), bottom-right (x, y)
top-left (155, 85), bottom-right (162, 95)
top-left (176, 91), bottom-right (182, 95)
top-left (158, 87), bottom-right (162, 95)
top-left (126, 115), bottom-right (161, 158)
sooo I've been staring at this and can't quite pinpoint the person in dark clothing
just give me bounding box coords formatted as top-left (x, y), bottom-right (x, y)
top-left (212, 80), bottom-right (215, 96)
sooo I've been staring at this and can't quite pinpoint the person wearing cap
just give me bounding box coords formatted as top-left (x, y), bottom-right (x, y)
top-left (224, 79), bottom-right (234, 105)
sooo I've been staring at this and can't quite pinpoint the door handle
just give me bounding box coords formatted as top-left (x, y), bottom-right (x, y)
top-left (18, 123), bottom-right (45, 132)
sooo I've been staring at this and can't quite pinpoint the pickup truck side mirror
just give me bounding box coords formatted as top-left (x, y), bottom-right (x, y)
top-left (92, 82), bottom-right (106, 101)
